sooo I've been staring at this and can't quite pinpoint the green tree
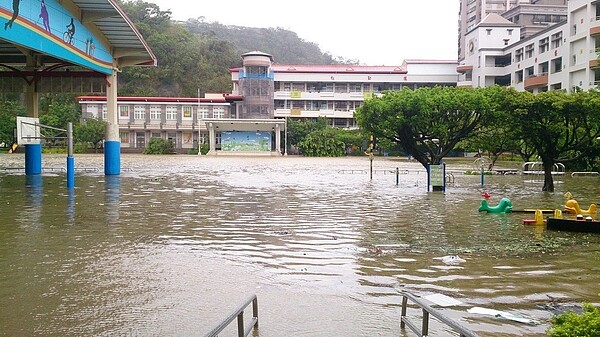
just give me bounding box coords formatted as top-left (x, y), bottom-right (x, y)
top-left (75, 118), bottom-right (105, 152)
top-left (0, 98), bottom-right (25, 146)
top-left (38, 94), bottom-right (80, 145)
top-left (515, 89), bottom-right (600, 192)
top-left (297, 129), bottom-right (345, 157)
top-left (286, 117), bottom-right (328, 150)
top-left (465, 87), bottom-right (523, 169)
top-left (356, 86), bottom-right (492, 169)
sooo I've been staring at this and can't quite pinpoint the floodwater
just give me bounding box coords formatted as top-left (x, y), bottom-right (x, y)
top-left (1, 154), bottom-right (599, 337)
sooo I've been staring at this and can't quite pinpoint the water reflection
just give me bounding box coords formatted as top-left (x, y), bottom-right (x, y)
top-left (0, 154), bottom-right (599, 336)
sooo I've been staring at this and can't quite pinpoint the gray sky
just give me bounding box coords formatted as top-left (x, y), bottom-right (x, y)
top-left (147, 0), bottom-right (460, 65)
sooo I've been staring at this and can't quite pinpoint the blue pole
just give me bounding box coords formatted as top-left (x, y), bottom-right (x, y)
top-left (25, 143), bottom-right (42, 175)
top-left (104, 141), bottom-right (121, 175)
top-left (67, 122), bottom-right (75, 189)
top-left (67, 156), bottom-right (75, 188)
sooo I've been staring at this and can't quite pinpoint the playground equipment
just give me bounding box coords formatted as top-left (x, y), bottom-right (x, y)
top-left (16, 117), bottom-right (75, 188)
top-left (564, 199), bottom-right (597, 215)
top-left (522, 209), bottom-right (546, 225)
top-left (478, 197), bottom-right (513, 213)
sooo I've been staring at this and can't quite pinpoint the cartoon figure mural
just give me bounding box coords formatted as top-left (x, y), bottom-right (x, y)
top-left (64, 17), bottom-right (75, 44)
top-left (38, 0), bottom-right (50, 32)
top-left (0, 0), bottom-right (113, 74)
top-left (4, 0), bottom-right (20, 30)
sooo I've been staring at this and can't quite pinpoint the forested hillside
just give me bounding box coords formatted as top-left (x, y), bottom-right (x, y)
top-left (117, 0), bottom-right (346, 97)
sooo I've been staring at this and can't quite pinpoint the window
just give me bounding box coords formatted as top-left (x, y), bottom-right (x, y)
top-left (334, 101), bottom-right (348, 111)
top-left (87, 104), bottom-right (99, 118)
top-left (551, 57), bottom-right (563, 73)
top-left (198, 106), bottom-right (209, 119)
top-left (321, 83), bottom-right (333, 92)
top-left (119, 132), bottom-right (130, 144)
top-left (166, 106), bottom-right (177, 120)
top-left (150, 105), bottom-right (161, 120)
top-left (134, 105), bottom-right (146, 120)
top-left (525, 66), bottom-right (534, 78)
top-left (551, 32), bottom-right (562, 48)
top-left (151, 132), bottom-right (161, 139)
top-left (335, 83), bottom-right (348, 93)
top-left (283, 83), bottom-right (291, 91)
top-left (213, 106), bottom-right (225, 119)
top-left (102, 105), bottom-right (107, 120)
top-left (350, 83), bottom-right (362, 92)
top-left (515, 70), bottom-right (523, 83)
top-left (183, 106), bottom-right (192, 119)
top-left (118, 105), bottom-right (129, 118)
top-left (275, 100), bottom-right (285, 109)
top-left (525, 44), bottom-right (534, 59)
top-left (539, 37), bottom-right (549, 54)
top-left (292, 83), bottom-right (304, 91)
top-left (515, 48), bottom-right (524, 62)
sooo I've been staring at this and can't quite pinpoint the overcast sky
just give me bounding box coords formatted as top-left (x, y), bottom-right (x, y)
top-left (147, 0), bottom-right (460, 65)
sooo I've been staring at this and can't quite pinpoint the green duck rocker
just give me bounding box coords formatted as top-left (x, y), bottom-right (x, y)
top-left (479, 197), bottom-right (513, 213)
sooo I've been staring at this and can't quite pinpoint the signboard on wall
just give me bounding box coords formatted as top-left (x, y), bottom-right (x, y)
top-left (0, 0), bottom-right (113, 74)
top-left (221, 131), bottom-right (271, 152)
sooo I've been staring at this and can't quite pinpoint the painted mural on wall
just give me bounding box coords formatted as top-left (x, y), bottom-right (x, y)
top-left (0, 0), bottom-right (112, 74)
top-left (221, 132), bottom-right (271, 152)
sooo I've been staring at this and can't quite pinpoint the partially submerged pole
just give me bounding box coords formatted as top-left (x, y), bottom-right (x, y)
top-left (67, 122), bottom-right (75, 189)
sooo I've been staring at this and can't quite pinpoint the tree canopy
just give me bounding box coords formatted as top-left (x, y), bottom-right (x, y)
top-left (356, 86), bottom-right (495, 168)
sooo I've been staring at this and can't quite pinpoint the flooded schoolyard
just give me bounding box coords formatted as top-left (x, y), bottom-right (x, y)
top-left (1, 153), bottom-right (599, 336)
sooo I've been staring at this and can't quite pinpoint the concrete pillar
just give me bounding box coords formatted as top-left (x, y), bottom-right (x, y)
top-left (24, 54), bottom-right (41, 175)
top-left (104, 69), bottom-right (120, 175)
top-left (208, 122), bottom-right (216, 155)
top-left (275, 124), bottom-right (281, 154)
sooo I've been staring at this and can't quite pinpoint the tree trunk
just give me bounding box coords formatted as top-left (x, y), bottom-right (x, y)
top-left (542, 161), bottom-right (555, 192)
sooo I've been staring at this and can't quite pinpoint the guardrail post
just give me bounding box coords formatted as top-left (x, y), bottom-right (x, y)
top-left (400, 295), bottom-right (407, 329)
top-left (237, 312), bottom-right (244, 337)
top-left (396, 167), bottom-right (399, 185)
top-left (253, 297), bottom-right (259, 328)
top-left (422, 309), bottom-right (429, 335)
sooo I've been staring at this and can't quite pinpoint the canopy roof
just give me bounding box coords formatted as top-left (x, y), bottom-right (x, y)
top-left (0, 0), bottom-right (156, 69)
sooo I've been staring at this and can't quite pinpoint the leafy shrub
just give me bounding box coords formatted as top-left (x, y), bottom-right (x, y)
top-left (74, 143), bottom-right (89, 154)
top-left (297, 129), bottom-right (344, 157)
top-left (548, 303), bottom-right (600, 337)
top-left (143, 138), bottom-right (174, 154)
top-left (199, 143), bottom-right (209, 155)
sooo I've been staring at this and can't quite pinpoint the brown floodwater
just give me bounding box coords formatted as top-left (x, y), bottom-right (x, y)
top-left (1, 154), bottom-right (599, 337)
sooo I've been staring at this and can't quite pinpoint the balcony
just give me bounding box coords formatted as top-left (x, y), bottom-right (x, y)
top-left (457, 81), bottom-right (473, 87)
top-left (524, 73), bottom-right (549, 89)
top-left (456, 65), bottom-right (473, 73)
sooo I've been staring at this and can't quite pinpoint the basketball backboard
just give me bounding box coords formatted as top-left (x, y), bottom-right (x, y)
top-left (16, 117), bottom-right (41, 145)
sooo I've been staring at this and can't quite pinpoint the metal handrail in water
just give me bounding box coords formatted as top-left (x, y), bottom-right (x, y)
top-left (400, 291), bottom-right (480, 337)
top-left (204, 294), bottom-right (258, 337)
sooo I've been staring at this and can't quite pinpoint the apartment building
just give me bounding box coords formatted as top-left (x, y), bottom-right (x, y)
top-left (459, 0), bottom-right (567, 61)
top-left (80, 51), bottom-right (458, 154)
top-left (458, 0), bottom-right (600, 92)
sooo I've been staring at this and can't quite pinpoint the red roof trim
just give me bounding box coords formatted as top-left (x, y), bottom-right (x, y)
top-left (76, 96), bottom-right (244, 103)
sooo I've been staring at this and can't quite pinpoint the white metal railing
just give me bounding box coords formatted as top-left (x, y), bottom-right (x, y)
top-left (400, 291), bottom-right (480, 337)
top-left (204, 294), bottom-right (258, 337)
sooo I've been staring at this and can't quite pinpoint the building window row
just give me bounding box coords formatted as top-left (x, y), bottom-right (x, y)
top-left (84, 104), bottom-right (229, 121)
top-left (275, 82), bottom-right (410, 93)
top-left (275, 100), bottom-right (362, 111)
